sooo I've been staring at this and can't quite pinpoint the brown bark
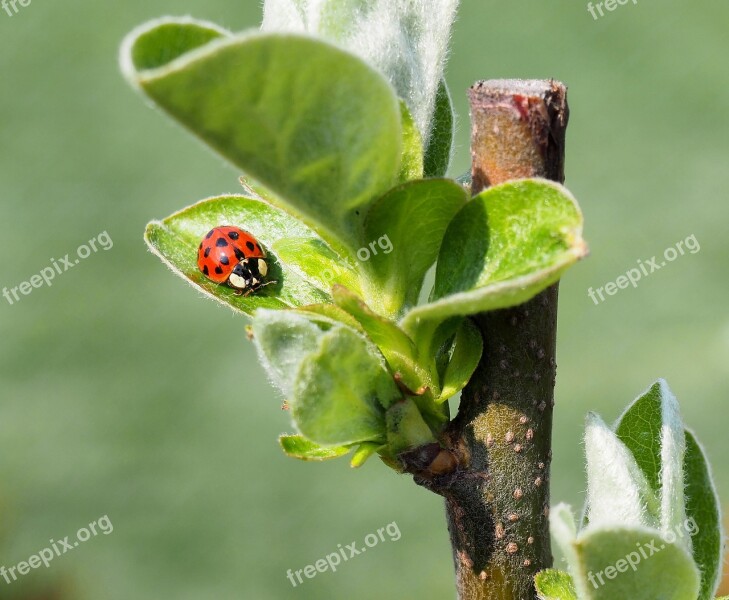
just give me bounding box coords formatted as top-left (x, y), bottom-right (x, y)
top-left (443, 79), bottom-right (569, 600)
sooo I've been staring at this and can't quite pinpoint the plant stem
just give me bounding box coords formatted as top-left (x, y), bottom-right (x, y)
top-left (443, 79), bottom-right (569, 600)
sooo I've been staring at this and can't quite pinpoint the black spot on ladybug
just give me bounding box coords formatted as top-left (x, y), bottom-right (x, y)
top-left (234, 247), bottom-right (245, 261)
top-left (202, 265), bottom-right (209, 276)
top-left (204, 247), bottom-right (211, 258)
top-left (256, 244), bottom-right (262, 253)
top-left (199, 242), bottom-right (203, 249)
top-left (215, 266), bottom-right (224, 275)
top-left (216, 237), bottom-right (229, 247)
top-left (228, 231), bottom-right (239, 240)
top-left (219, 254), bottom-right (230, 265)
top-left (206, 230), bottom-right (214, 239)
top-left (246, 241), bottom-right (255, 251)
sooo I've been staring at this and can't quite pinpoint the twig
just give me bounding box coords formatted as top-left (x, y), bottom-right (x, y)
top-left (442, 79), bottom-right (569, 600)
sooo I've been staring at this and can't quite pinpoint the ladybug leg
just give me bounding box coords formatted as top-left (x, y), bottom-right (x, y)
top-left (256, 280), bottom-right (278, 291)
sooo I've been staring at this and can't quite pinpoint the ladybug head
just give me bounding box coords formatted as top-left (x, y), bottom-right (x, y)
top-left (228, 257), bottom-right (269, 292)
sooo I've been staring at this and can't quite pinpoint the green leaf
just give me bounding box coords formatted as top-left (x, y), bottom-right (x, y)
top-left (331, 286), bottom-right (448, 432)
top-left (350, 442), bottom-right (385, 468)
top-left (423, 80), bottom-right (454, 178)
top-left (122, 24), bottom-right (402, 250)
top-left (550, 504), bottom-right (584, 585)
top-left (585, 413), bottom-right (660, 530)
top-left (534, 569), bottom-right (578, 600)
top-left (362, 178), bottom-right (468, 316)
top-left (550, 504), bottom-right (701, 600)
top-left (614, 380), bottom-right (688, 542)
top-left (123, 17), bottom-right (230, 71)
top-left (684, 430), bottom-right (723, 600)
top-left (145, 195), bottom-right (328, 315)
top-left (399, 102), bottom-right (424, 182)
top-left (272, 237), bottom-right (361, 295)
top-left (251, 309), bottom-right (334, 399)
top-left (402, 179), bottom-right (587, 331)
top-left (292, 325), bottom-right (400, 446)
top-left (331, 286), bottom-right (431, 393)
top-left (279, 435), bottom-right (351, 461)
top-left (262, 0), bottom-right (460, 147)
top-left (294, 304), bottom-right (365, 333)
top-left (573, 526), bottom-right (700, 600)
top-left (438, 318), bottom-right (483, 403)
top-left (254, 308), bottom-right (403, 448)
top-left (385, 399), bottom-right (436, 455)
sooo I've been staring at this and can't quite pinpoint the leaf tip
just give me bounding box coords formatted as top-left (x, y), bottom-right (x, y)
top-left (119, 16), bottom-right (232, 88)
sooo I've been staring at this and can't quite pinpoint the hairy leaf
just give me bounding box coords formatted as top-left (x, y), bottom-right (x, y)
top-left (683, 430), bottom-right (723, 600)
top-left (438, 318), bottom-right (482, 403)
top-left (423, 80), bottom-right (454, 178)
top-left (399, 102), bottom-right (424, 182)
top-left (279, 435), bottom-right (351, 461)
top-left (331, 286), bottom-right (447, 431)
top-left (350, 442), bottom-right (386, 468)
top-left (550, 504), bottom-right (583, 588)
top-left (122, 24), bottom-right (402, 250)
top-left (251, 309), bottom-right (334, 399)
top-left (123, 17), bottom-right (230, 71)
top-left (272, 237), bottom-right (360, 296)
top-left (535, 569), bottom-right (577, 600)
top-left (614, 380), bottom-right (688, 544)
top-left (551, 504), bottom-right (701, 600)
top-left (573, 526), bottom-right (700, 600)
top-left (402, 179), bottom-right (587, 331)
top-left (385, 399), bottom-right (436, 455)
top-left (262, 0), bottom-right (460, 145)
top-left (331, 286), bottom-right (430, 393)
top-left (292, 325), bottom-right (400, 446)
top-left (145, 195), bottom-right (328, 315)
top-left (363, 178), bottom-right (468, 316)
top-left (585, 413), bottom-right (660, 529)
top-left (294, 304), bottom-right (364, 333)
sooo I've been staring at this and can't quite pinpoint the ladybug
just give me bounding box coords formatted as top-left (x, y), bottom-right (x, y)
top-left (197, 226), bottom-right (274, 296)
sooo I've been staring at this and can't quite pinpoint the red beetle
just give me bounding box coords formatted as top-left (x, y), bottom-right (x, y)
top-left (197, 226), bottom-right (273, 296)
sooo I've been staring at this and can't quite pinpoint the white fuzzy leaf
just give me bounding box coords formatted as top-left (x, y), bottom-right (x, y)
top-left (550, 504), bottom-right (592, 600)
top-left (251, 309), bottom-right (329, 398)
top-left (261, 0), bottom-right (460, 145)
top-left (584, 413), bottom-right (660, 529)
top-left (658, 384), bottom-right (688, 542)
top-left (614, 380), bottom-right (690, 549)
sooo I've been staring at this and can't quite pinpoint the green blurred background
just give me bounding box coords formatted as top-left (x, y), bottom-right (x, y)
top-left (1, 1), bottom-right (727, 598)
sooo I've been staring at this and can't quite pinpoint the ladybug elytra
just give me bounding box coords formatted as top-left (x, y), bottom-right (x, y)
top-left (197, 226), bottom-right (274, 296)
